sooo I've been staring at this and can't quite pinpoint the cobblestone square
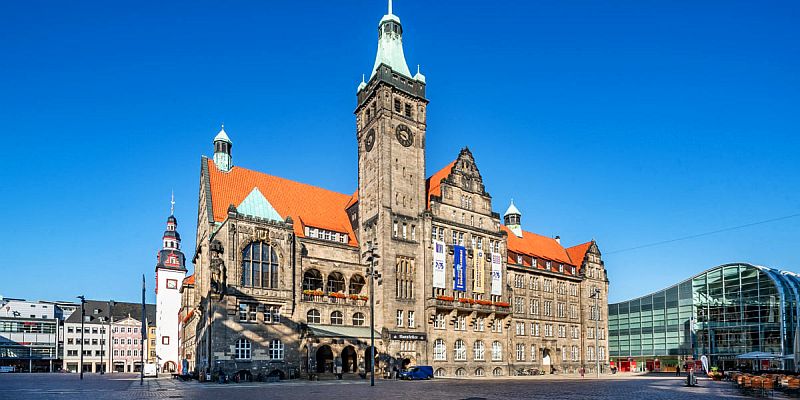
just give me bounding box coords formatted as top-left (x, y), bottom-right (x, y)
top-left (0, 373), bottom-right (757, 400)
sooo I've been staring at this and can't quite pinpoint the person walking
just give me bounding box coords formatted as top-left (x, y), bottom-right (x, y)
top-left (676, 365), bottom-right (681, 376)
top-left (580, 366), bottom-right (585, 378)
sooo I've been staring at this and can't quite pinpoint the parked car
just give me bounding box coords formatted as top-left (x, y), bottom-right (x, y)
top-left (398, 366), bottom-right (433, 380)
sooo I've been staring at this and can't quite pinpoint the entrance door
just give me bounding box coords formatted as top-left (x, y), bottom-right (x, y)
top-left (316, 345), bottom-right (334, 373)
top-left (542, 349), bottom-right (552, 367)
top-left (341, 346), bottom-right (357, 373)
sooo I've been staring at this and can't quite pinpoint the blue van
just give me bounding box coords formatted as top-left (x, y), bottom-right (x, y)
top-left (399, 366), bottom-right (433, 380)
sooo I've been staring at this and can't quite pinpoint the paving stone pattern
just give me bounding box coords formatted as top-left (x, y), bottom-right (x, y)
top-left (0, 373), bottom-right (757, 400)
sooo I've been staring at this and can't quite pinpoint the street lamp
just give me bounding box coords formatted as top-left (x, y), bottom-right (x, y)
top-left (364, 241), bottom-right (381, 387)
top-left (107, 300), bottom-right (115, 374)
top-left (589, 288), bottom-right (601, 378)
top-left (77, 295), bottom-right (86, 380)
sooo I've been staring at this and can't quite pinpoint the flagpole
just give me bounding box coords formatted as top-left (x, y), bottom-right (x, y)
top-left (141, 274), bottom-right (145, 386)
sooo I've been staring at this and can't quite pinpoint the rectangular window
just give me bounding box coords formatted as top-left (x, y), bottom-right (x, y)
top-left (396, 310), bottom-right (404, 327)
top-left (454, 315), bottom-right (466, 331)
top-left (434, 313), bottom-right (445, 329)
top-left (162, 336), bottom-right (170, 345)
top-left (516, 343), bottom-right (525, 361)
top-left (408, 311), bottom-right (415, 328)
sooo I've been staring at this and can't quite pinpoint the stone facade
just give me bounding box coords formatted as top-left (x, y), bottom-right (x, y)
top-left (180, 5), bottom-right (609, 380)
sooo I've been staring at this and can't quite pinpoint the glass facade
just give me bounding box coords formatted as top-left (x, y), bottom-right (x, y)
top-left (609, 263), bottom-right (800, 370)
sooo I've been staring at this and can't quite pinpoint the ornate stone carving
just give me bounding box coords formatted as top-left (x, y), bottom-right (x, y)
top-left (210, 239), bottom-right (226, 297)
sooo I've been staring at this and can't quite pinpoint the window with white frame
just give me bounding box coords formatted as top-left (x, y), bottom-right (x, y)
top-left (491, 319), bottom-right (502, 333)
top-left (571, 345), bottom-right (579, 361)
top-left (396, 310), bottom-right (404, 327)
top-left (516, 343), bottom-right (525, 361)
top-left (491, 341), bottom-right (502, 361)
top-left (474, 316), bottom-right (485, 332)
top-left (269, 339), bottom-right (284, 360)
top-left (515, 322), bottom-right (525, 336)
top-left (235, 338), bottom-right (251, 360)
top-left (408, 311), bottom-right (415, 328)
top-left (454, 314), bottom-right (466, 331)
top-left (531, 345), bottom-right (537, 361)
top-left (263, 305), bottom-right (281, 324)
top-left (473, 341), bottom-right (485, 360)
top-left (530, 299), bottom-right (539, 315)
top-left (531, 322), bottom-right (540, 336)
top-left (353, 312), bottom-right (365, 326)
top-left (331, 311), bottom-right (344, 325)
top-left (545, 324), bottom-right (553, 337)
top-left (434, 313), bottom-right (445, 329)
top-left (454, 339), bottom-right (466, 361)
top-left (434, 339), bottom-right (446, 361)
top-left (239, 303), bottom-right (257, 322)
top-left (493, 367), bottom-right (503, 376)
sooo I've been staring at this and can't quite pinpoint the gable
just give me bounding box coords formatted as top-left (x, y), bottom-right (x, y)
top-left (237, 187), bottom-right (283, 222)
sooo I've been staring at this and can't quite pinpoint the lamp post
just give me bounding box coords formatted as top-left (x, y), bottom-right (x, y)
top-left (107, 300), bottom-right (115, 374)
top-left (590, 288), bottom-right (601, 378)
top-left (364, 241), bottom-right (380, 387)
top-left (77, 296), bottom-right (86, 380)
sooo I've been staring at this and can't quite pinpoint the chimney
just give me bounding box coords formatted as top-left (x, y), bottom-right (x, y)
top-left (554, 235), bottom-right (561, 245)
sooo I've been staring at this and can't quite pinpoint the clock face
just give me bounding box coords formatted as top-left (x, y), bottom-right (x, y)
top-left (166, 279), bottom-right (177, 289)
top-left (395, 124), bottom-right (413, 147)
top-left (364, 129), bottom-right (375, 152)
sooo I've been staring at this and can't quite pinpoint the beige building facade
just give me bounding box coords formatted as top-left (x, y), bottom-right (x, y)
top-left (179, 5), bottom-right (609, 380)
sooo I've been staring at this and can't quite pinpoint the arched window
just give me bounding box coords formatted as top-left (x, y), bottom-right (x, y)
top-left (433, 339), bottom-right (446, 361)
top-left (455, 368), bottom-right (466, 376)
top-left (241, 242), bottom-right (279, 288)
top-left (434, 368), bottom-right (446, 377)
top-left (475, 367), bottom-right (485, 377)
top-left (491, 341), bottom-right (502, 361)
top-left (235, 338), bottom-right (251, 360)
top-left (302, 269), bottom-right (323, 291)
top-left (307, 309), bottom-right (320, 324)
top-left (473, 340), bottom-right (485, 361)
top-left (352, 312), bottom-right (365, 326)
top-left (327, 272), bottom-right (345, 293)
top-left (454, 339), bottom-right (466, 361)
top-left (349, 275), bottom-right (366, 295)
top-left (331, 311), bottom-right (343, 325)
top-left (492, 367), bottom-right (503, 376)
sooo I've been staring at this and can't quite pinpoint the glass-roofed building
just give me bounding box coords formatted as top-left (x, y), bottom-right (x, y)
top-left (608, 263), bottom-right (800, 372)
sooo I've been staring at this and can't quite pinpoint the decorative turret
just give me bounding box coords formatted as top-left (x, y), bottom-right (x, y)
top-left (504, 199), bottom-right (522, 237)
top-left (213, 124), bottom-right (232, 172)
top-left (156, 193), bottom-right (186, 271)
top-left (370, 0), bottom-right (412, 79)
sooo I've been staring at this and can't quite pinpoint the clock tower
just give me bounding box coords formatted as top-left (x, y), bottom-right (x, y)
top-left (154, 194), bottom-right (187, 373)
top-left (355, 1), bottom-right (429, 338)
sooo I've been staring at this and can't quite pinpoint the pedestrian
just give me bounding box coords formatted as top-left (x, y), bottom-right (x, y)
top-left (676, 365), bottom-right (680, 376)
top-left (580, 367), bottom-right (585, 378)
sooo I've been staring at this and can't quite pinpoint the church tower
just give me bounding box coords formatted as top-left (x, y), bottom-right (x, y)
top-left (212, 124), bottom-right (232, 172)
top-left (355, 0), bottom-right (428, 338)
top-left (155, 194), bottom-right (187, 373)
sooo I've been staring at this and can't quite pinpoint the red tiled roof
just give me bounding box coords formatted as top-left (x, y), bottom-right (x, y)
top-left (206, 158), bottom-right (358, 246)
top-left (182, 274), bottom-right (195, 286)
top-left (426, 161), bottom-right (456, 208)
top-left (502, 225), bottom-right (576, 267)
top-left (345, 190), bottom-right (358, 210)
top-left (566, 241), bottom-right (592, 273)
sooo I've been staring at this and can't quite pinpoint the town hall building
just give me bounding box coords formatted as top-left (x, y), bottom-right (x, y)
top-left (178, 3), bottom-right (609, 380)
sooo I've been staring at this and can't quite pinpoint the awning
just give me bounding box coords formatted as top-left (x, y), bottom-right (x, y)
top-left (306, 324), bottom-right (379, 339)
top-left (735, 352), bottom-right (782, 360)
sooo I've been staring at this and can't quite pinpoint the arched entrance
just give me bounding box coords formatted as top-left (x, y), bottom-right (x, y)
top-left (542, 349), bottom-right (552, 369)
top-left (267, 369), bottom-right (285, 380)
top-left (234, 369), bottom-right (252, 382)
top-left (401, 358), bottom-right (412, 369)
top-left (162, 361), bottom-right (177, 373)
top-left (316, 345), bottom-right (334, 373)
top-left (342, 346), bottom-right (357, 373)
top-left (364, 346), bottom-right (375, 374)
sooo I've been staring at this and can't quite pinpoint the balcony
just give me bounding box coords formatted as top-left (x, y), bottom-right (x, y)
top-left (301, 292), bottom-right (368, 307)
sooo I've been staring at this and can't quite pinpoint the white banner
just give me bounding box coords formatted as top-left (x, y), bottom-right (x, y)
top-left (433, 240), bottom-right (446, 289)
top-left (473, 249), bottom-right (485, 294)
top-left (490, 252), bottom-right (502, 296)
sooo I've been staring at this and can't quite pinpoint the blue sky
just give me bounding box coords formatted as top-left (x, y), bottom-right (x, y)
top-left (1, 1), bottom-right (798, 304)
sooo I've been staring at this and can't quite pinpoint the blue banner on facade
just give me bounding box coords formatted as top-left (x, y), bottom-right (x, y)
top-left (453, 245), bottom-right (467, 292)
